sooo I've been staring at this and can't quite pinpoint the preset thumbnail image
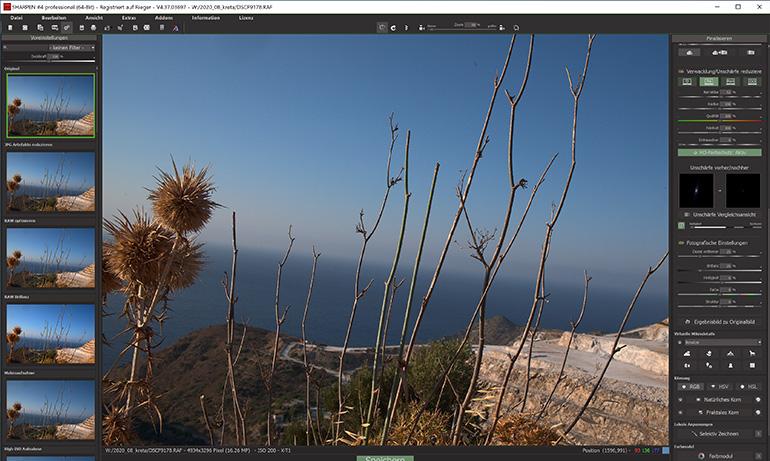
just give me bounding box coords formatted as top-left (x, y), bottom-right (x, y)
top-left (5, 380), bottom-right (95, 440)
top-left (6, 74), bottom-right (95, 137)
top-left (5, 304), bottom-right (95, 365)
top-left (5, 228), bottom-right (95, 288)
top-left (100, 34), bottom-right (668, 447)
top-left (6, 152), bottom-right (96, 212)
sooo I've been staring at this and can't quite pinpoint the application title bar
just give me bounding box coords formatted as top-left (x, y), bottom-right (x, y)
top-left (1, 1), bottom-right (768, 15)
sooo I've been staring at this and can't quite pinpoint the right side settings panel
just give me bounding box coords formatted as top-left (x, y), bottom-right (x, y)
top-left (670, 34), bottom-right (768, 461)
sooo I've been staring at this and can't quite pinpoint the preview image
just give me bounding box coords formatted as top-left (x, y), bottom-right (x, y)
top-left (5, 227), bottom-right (95, 289)
top-left (101, 34), bottom-right (668, 447)
top-left (5, 380), bottom-right (95, 441)
top-left (6, 74), bottom-right (95, 137)
top-left (6, 152), bottom-right (96, 213)
top-left (5, 304), bottom-right (95, 365)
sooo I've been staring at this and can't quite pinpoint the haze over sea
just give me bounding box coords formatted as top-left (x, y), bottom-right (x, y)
top-left (102, 245), bottom-right (667, 370)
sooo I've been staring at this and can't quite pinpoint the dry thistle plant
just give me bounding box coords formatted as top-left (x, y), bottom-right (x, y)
top-left (6, 326), bottom-right (23, 363)
top-left (7, 98), bottom-right (22, 131)
top-left (6, 250), bottom-right (22, 287)
top-left (6, 173), bottom-right (22, 210)
top-left (6, 402), bottom-right (23, 438)
top-left (102, 159), bottom-right (218, 445)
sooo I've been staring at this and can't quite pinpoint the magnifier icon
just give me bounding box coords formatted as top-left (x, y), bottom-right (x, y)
top-left (513, 24), bottom-right (520, 31)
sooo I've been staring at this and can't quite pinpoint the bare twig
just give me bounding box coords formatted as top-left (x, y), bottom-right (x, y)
top-left (452, 33), bottom-right (535, 444)
top-left (380, 162), bottom-right (440, 444)
top-left (302, 247), bottom-right (321, 445)
top-left (364, 129), bottom-right (412, 441)
top-left (556, 252), bottom-right (667, 443)
top-left (334, 114), bottom-right (401, 443)
top-left (391, 34), bottom-right (519, 438)
top-left (221, 211), bottom-right (246, 445)
top-left (537, 271), bottom-right (591, 422)
top-left (199, 395), bottom-right (215, 446)
top-left (405, 152), bottom-right (557, 443)
top-left (484, 34), bottom-right (596, 444)
top-left (267, 225), bottom-right (295, 445)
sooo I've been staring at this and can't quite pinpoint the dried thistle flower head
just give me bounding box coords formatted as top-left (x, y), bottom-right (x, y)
top-left (12, 250), bottom-right (22, 260)
top-left (148, 160), bottom-right (219, 235)
top-left (103, 403), bottom-right (133, 445)
top-left (7, 408), bottom-right (19, 419)
top-left (6, 332), bottom-right (18, 343)
top-left (11, 402), bottom-right (21, 411)
top-left (12, 98), bottom-right (21, 107)
top-left (166, 237), bottom-right (204, 291)
top-left (6, 256), bottom-right (19, 269)
top-left (104, 209), bottom-right (175, 286)
top-left (101, 243), bottom-right (123, 296)
top-left (12, 174), bottom-right (22, 184)
top-left (12, 326), bottom-right (21, 335)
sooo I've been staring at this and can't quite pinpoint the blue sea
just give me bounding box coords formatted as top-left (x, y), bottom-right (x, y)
top-left (13, 413), bottom-right (87, 426)
top-left (17, 183), bottom-right (91, 198)
top-left (102, 245), bottom-right (667, 370)
top-left (15, 108), bottom-right (90, 122)
top-left (15, 261), bottom-right (88, 274)
top-left (17, 337), bottom-right (84, 350)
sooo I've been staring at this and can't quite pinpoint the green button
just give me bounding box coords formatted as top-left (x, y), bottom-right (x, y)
top-left (699, 76), bottom-right (719, 87)
top-left (678, 148), bottom-right (762, 157)
top-left (356, 457), bottom-right (414, 461)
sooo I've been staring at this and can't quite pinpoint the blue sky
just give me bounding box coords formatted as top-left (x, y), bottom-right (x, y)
top-left (5, 380), bottom-right (94, 417)
top-left (8, 75), bottom-right (94, 119)
top-left (103, 34), bottom-right (668, 296)
top-left (6, 152), bottom-right (94, 194)
top-left (6, 228), bottom-right (94, 267)
top-left (6, 304), bottom-right (94, 343)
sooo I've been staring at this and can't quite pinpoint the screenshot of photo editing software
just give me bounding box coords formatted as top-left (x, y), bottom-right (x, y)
top-left (0, 1), bottom-right (768, 460)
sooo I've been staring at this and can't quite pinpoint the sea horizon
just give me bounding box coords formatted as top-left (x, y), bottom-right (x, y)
top-left (102, 243), bottom-right (668, 370)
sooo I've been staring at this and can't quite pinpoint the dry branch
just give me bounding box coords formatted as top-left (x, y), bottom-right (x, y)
top-left (484, 34), bottom-right (596, 444)
top-left (389, 34), bottom-right (519, 438)
top-left (334, 114), bottom-right (402, 444)
top-left (364, 129), bottom-right (412, 441)
top-left (302, 247), bottom-right (321, 445)
top-left (537, 271), bottom-right (591, 422)
top-left (557, 252), bottom-right (667, 443)
top-left (266, 225), bottom-right (295, 445)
